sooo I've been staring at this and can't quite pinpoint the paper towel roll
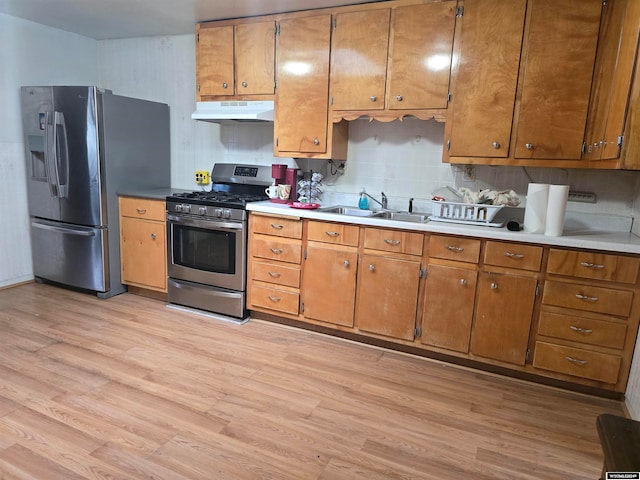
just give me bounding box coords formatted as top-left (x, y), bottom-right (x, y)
top-left (545, 185), bottom-right (570, 236)
top-left (523, 183), bottom-right (549, 233)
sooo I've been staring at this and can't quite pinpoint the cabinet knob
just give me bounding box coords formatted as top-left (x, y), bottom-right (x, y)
top-left (492, 141), bottom-right (501, 149)
top-left (241, 81), bottom-right (248, 88)
top-left (344, 260), bottom-right (350, 267)
top-left (459, 278), bottom-right (467, 286)
top-left (525, 143), bottom-right (534, 150)
top-left (150, 233), bottom-right (156, 240)
top-left (370, 95), bottom-right (377, 102)
top-left (313, 138), bottom-right (320, 145)
top-left (222, 82), bottom-right (228, 88)
top-left (490, 282), bottom-right (498, 290)
top-left (396, 95), bottom-right (403, 102)
top-left (369, 264), bottom-right (375, 271)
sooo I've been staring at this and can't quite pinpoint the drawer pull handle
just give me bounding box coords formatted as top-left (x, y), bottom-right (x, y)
top-left (569, 325), bottom-right (593, 334)
top-left (325, 231), bottom-right (340, 237)
top-left (150, 233), bottom-right (156, 240)
top-left (343, 260), bottom-right (350, 267)
top-left (270, 248), bottom-right (283, 254)
top-left (459, 279), bottom-right (467, 286)
top-left (136, 208), bottom-right (147, 214)
top-left (565, 356), bottom-right (588, 366)
top-left (580, 261), bottom-right (605, 270)
top-left (268, 295), bottom-right (281, 302)
top-left (384, 239), bottom-right (401, 245)
top-left (270, 223), bottom-right (284, 230)
top-left (446, 245), bottom-right (464, 252)
top-left (575, 293), bottom-right (598, 302)
top-left (268, 271), bottom-right (281, 278)
top-left (504, 252), bottom-right (524, 259)
top-left (369, 264), bottom-right (375, 271)
top-left (490, 282), bottom-right (498, 290)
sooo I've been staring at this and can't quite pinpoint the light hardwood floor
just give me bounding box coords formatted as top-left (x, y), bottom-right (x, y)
top-left (0, 283), bottom-right (624, 479)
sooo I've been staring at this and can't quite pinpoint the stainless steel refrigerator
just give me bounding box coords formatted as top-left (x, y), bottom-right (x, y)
top-left (21, 86), bottom-right (170, 298)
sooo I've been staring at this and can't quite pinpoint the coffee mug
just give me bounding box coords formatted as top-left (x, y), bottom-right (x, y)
top-left (265, 185), bottom-right (278, 199)
top-left (277, 184), bottom-right (291, 200)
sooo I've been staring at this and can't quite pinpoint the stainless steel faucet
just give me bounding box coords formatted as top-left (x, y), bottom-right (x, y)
top-left (363, 191), bottom-right (388, 209)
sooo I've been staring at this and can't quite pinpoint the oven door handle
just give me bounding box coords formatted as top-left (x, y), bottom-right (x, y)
top-left (167, 214), bottom-right (243, 230)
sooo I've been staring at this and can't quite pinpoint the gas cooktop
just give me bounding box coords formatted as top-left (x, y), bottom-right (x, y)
top-left (168, 190), bottom-right (268, 209)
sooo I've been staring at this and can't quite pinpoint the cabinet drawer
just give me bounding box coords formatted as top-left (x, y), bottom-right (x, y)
top-left (537, 311), bottom-right (627, 350)
top-left (363, 228), bottom-right (423, 256)
top-left (428, 235), bottom-right (480, 263)
top-left (484, 241), bottom-right (542, 271)
top-left (119, 197), bottom-right (166, 221)
top-left (252, 260), bottom-right (301, 288)
top-left (547, 249), bottom-right (640, 284)
top-left (251, 235), bottom-right (302, 264)
top-left (542, 280), bottom-right (633, 317)
top-left (307, 221), bottom-right (359, 246)
top-left (250, 285), bottom-right (299, 315)
top-left (251, 215), bottom-right (302, 239)
top-left (533, 341), bottom-right (622, 384)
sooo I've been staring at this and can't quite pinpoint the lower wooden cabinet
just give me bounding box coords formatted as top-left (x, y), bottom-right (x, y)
top-left (470, 272), bottom-right (537, 365)
top-left (118, 196), bottom-right (167, 293)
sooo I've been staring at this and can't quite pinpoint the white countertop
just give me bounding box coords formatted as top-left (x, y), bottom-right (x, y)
top-left (247, 201), bottom-right (640, 255)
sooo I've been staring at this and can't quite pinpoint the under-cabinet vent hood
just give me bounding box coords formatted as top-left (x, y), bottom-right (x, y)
top-left (191, 101), bottom-right (274, 124)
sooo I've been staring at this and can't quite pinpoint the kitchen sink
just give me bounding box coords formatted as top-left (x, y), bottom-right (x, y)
top-left (372, 211), bottom-right (430, 223)
top-left (319, 205), bottom-right (429, 223)
top-left (318, 206), bottom-right (378, 217)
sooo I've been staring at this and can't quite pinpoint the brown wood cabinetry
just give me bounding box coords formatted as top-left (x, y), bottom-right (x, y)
top-left (329, 1), bottom-right (456, 119)
top-left (302, 221), bottom-right (359, 327)
top-left (534, 248), bottom-right (640, 391)
top-left (274, 14), bottom-right (348, 159)
top-left (248, 214), bottom-right (302, 316)
top-left (354, 227), bottom-right (424, 341)
top-left (118, 197), bottom-right (167, 293)
top-left (445, 0), bottom-right (604, 167)
top-left (196, 21), bottom-right (275, 100)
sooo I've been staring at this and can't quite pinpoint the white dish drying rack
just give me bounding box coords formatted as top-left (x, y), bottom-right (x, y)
top-left (430, 201), bottom-right (505, 227)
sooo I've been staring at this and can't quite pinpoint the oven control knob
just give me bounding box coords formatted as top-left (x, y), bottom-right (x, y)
top-left (182, 204), bottom-right (191, 213)
top-left (198, 206), bottom-right (207, 215)
top-left (214, 208), bottom-right (223, 217)
top-left (174, 204), bottom-right (183, 212)
top-left (223, 209), bottom-right (231, 218)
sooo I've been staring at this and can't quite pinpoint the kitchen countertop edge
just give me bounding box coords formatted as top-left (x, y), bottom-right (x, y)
top-left (118, 187), bottom-right (192, 200)
top-left (247, 201), bottom-right (640, 255)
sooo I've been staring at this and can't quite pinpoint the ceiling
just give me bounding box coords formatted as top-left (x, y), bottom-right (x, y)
top-left (0, 0), bottom-right (383, 40)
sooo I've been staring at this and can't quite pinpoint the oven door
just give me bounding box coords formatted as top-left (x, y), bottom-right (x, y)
top-left (167, 213), bottom-right (246, 291)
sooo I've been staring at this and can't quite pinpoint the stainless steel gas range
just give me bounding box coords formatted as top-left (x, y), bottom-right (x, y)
top-left (166, 163), bottom-right (272, 319)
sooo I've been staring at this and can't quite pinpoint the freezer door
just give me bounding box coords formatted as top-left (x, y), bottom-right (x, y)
top-left (21, 86), bottom-right (104, 226)
top-left (30, 218), bottom-right (108, 292)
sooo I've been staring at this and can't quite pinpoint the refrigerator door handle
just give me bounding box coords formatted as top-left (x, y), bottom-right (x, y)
top-left (53, 111), bottom-right (69, 198)
top-left (44, 111), bottom-right (58, 197)
top-left (31, 220), bottom-right (96, 237)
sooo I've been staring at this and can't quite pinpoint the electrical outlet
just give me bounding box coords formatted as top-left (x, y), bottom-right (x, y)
top-left (195, 171), bottom-right (210, 185)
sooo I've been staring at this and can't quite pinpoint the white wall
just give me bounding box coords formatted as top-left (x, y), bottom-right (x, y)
top-left (0, 14), bottom-right (98, 288)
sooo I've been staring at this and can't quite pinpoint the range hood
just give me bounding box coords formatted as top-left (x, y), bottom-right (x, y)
top-left (191, 101), bottom-right (274, 124)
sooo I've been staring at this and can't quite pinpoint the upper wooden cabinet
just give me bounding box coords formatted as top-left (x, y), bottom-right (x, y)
top-left (274, 14), bottom-right (348, 159)
top-left (445, 0), bottom-right (604, 166)
top-left (196, 21), bottom-right (275, 100)
top-left (330, 1), bottom-right (457, 119)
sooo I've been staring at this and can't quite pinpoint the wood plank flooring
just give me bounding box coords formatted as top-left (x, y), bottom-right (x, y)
top-left (0, 283), bottom-right (625, 479)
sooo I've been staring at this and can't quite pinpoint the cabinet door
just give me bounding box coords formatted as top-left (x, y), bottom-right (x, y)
top-left (471, 272), bottom-right (537, 365)
top-left (303, 244), bottom-right (357, 327)
top-left (120, 217), bottom-right (166, 291)
top-left (514, 0), bottom-right (602, 160)
top-left (422, 264), bottom-right (477, 353)
top-left (235, 21), bottom-right (275, 95)
top-left (447, 0), bottom-right (526, 158)
top-left (330, 9), bottom-right (390, 111)
top-left (355, 254), bottom-right (420, 341)
top-left (386, 1), bottom-right (456, 110)
top-left (196, 25), bottom-right (234, 97)
top-left (275, 15), bottom-right (331, 154)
